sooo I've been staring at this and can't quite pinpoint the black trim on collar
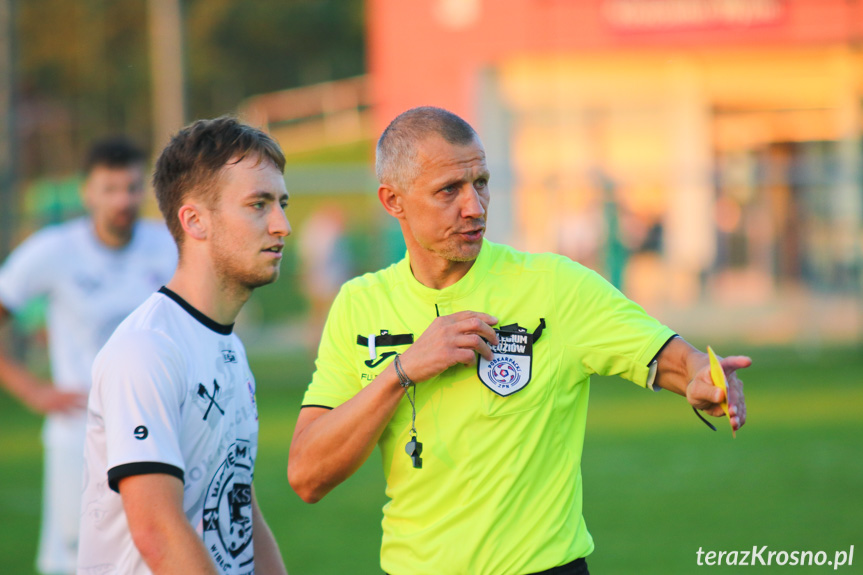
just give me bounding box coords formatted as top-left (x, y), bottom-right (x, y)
top-left (108, 461), bottom-right (184, 493)
top-left (301, 404), bottom-right (334, 410)
top-left (158, 286), bottom-right (234, 335)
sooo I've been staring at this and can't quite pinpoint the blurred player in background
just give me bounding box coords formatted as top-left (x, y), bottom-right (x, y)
top-left (289, 107), bottom-right (751, 575)
top-left (0, 136), bottom-right (177, 574)
top-left (77, 117), bottom-right (289, 575)
top-left (297, 203), bottom-right (352, 350)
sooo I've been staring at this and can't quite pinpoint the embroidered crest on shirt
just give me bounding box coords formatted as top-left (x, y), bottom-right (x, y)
top-left (477, 319), bottom-right (545, 397)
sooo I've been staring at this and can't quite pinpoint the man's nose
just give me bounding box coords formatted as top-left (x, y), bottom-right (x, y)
top-left (271, 204), bottom-right (291, 237)
top-left (118, 187), bottom-right (141, 209)
top-left (461, 187), bottom-right (486, 219)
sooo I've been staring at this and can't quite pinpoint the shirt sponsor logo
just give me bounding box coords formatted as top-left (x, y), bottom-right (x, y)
top-left (222, 350), bottom-right (238, 363)
top-left (365, 351), bottom-right (397, 368)
top-left (203, 440), bottom-right (255, 572)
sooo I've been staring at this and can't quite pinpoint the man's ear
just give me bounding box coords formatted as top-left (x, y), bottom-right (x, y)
top-left (378, 184), bottom-right (405, 219)
top-left (178, 203), bottom-right (208, 241)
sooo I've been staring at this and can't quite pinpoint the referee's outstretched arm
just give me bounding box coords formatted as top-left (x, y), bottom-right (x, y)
top-left (653, 336), bottom-right (751, 432)
top-left (288, 310), bottom-right (499, 503)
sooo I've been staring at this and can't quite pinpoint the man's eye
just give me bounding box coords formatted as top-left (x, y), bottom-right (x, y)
top-left (475, 179), bottom-right (488, 189)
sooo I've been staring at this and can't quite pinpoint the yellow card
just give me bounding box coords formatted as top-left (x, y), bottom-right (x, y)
top-left (707, 345), bottom-right (734, 437)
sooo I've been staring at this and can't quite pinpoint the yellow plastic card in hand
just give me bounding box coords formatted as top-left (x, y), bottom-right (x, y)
top-left (707, 345), bottom-right (734, 437)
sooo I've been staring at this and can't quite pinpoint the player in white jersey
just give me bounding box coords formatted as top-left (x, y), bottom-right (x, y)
top-left (0, 137), bottom-right (177, 575)
top-left (78, 117), bottom-right (290, 575)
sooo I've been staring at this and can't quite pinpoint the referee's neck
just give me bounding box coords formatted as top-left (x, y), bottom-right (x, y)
top-left (405, 241), bottom-right (481, 290)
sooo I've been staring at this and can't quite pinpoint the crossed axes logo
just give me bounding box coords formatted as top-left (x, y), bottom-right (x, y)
top-left (197, 380), bottom-right (225, 421)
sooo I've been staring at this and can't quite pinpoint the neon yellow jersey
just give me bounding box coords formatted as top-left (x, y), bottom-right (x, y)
top-left (302, 240), bottom-right (675, 575)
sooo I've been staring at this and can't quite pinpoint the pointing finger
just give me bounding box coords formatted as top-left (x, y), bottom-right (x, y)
top-left (720, 355), bottom-right (752, 372)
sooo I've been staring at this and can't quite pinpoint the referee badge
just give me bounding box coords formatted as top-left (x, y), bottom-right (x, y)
top-left (477, 319), bottom-right (545, 397)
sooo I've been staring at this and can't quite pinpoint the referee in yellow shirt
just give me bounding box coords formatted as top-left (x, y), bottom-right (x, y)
top-left (288, 106), bottom-right (751, 575)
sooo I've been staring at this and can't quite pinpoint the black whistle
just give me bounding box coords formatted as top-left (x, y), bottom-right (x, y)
top-left (405, 436), bottom-right (423, 469)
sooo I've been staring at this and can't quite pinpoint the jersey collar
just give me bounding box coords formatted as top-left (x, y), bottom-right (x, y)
top-left (399, 238), bottom-right (493, 306)
top-left (158, 286), bottom-right (234, 335)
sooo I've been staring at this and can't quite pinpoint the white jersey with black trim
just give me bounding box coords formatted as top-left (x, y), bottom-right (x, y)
top-left (0, 217), bottom-right (176, 573)
top-left (77, 288), bottom-right (261, 575)
top-left (0, 217), bottom-right (177, 394)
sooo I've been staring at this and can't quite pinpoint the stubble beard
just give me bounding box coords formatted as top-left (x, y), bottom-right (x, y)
top-left (210, 238), bottom-right (281, 294)
top-left (442, 242), bottom-right (481, 262)
top-left (97, 208), bottom-right (138, 245)
top-left (419, 232), bottom-right (483, 263)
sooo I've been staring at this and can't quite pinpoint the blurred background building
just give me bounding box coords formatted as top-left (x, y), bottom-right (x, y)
top-left (2, 0), bottom-right (862, 345)
top-left (365, 0), bottom-right (863, 344)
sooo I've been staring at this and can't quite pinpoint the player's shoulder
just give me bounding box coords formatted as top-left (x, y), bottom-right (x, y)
top-left (13, 217), bottom-right (89, 253)
top-left (105, 292), bottom-right (178, 342)
top-left (338, 258), bottom-right (403, 296)
top-left (134, 218), bottom-right (171, 236)
top-left (96, 293), bottom-right (186, 367)
top-left (133, 219), bottom-right (176, 248)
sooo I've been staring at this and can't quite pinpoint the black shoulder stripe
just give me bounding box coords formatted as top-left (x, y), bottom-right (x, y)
top-left (107, 462), bottom-right (184, 493)
top-left (301, 404), bottom-right (335, 410)
top-left (356, 334), bottom-right (414, 347)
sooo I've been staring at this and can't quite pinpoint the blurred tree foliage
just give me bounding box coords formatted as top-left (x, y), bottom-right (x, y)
top-left (186, 0), bottom-right (365, 118)
top-left (17, 1), bottom-right (150, 177)
top-left (15, 0), bottom-right (365, 178)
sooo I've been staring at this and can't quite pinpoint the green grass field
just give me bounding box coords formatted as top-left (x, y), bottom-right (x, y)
top-left (1, 345), bottom-right (861, 574)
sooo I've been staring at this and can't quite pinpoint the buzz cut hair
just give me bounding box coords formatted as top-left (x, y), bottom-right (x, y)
top-left (84, 136), bottom-right (146, 175)
top-left (153, 116), bottom-right (286, 246)
top-left (375, 106), bottom-right (478, 191)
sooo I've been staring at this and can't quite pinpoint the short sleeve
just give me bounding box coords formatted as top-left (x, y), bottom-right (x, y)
top-left (93, 329), bottom-right (187, 491)
top-left (302, 285), bottom-right (362, 409)
top-left (556, 261), bottom-right (676, 387)
top-left (0, 229), bottom-right (58, 312)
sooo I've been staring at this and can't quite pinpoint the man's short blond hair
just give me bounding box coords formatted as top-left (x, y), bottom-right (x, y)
top-left (375, 106), bottom-right (478, 191)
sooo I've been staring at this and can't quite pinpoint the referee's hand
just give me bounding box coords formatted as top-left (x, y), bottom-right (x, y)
top-left (686, 354), bottom-right (751, 432)
top-left (398, 311), bottom-right (499, 383)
